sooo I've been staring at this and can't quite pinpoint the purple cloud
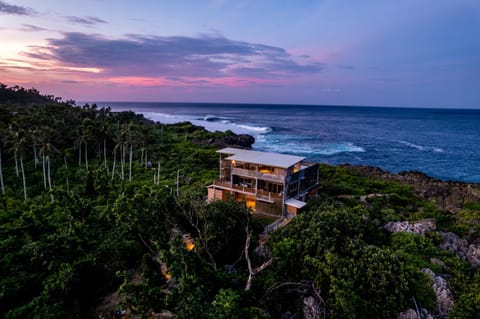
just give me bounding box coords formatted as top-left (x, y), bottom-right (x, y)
top-left (20, 24), bottom-right (47, 32)
top-left (64, 16), bottom-right (107, 26)
top-left (0, 1), bottom-right (36, 15)
top-left (24, 32), bottom-right (323, 79)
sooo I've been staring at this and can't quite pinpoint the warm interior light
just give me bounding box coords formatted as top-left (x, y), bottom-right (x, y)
top-left (183, 234), bottom-right (195, 251)
top-left (186, 242), bottom-right (195, 251)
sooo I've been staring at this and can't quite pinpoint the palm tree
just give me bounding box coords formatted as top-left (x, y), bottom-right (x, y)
top-left (80, 118), bottom-right (95, 171)
top-left (0, 125), bottom-right (7, 195)
top-left (126, 123), bottom-right (136, 182)
top-left (6, 124), bottom-right (21, 178)
top-left (95, 107), bottom-right (111, 172)
top-left (64, 155), bottom-right (70, 194)
top-left (39, 140), bottom-right (59, 192)
top-left (0, 144), bottom-right (5, 195)
top-left (19, 151), bottom-right (27, 201)
top-left (74, 132), bottom-right (84, 167)
top-left (37, 127), bottom-right (52, 190)
top-left (9, 127), bottom-right (29, 200)
top-left (29, 128), bottom-right (40, 169)
top-left (111, 127), bottom-right (124, 181)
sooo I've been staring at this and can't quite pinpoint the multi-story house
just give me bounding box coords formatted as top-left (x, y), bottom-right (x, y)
top-left (207, 147), bottom-right (319, 218)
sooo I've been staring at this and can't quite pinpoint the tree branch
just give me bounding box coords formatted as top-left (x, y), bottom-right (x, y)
top-left (244, 224), bottom-right (273, 290)
top-left (137, 232), bottom-right (155, 255)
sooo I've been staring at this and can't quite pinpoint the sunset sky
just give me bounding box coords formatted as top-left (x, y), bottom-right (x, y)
top-left (1, 0), bottom-right (479, 108)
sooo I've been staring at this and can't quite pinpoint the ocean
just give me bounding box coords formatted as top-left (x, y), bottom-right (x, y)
top-left (97, 102), bottom-right (480, 183)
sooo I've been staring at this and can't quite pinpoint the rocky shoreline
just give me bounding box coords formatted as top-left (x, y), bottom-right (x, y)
top-left (340, 164), bottom-right (480, 214)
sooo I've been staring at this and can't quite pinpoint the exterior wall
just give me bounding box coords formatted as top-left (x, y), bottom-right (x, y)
top-left (286, 204), bottom-right (298, 215)
top-left (208, 187), bottom-right (225, 201)
top-left (256, 199), bottom-right (283, 217)
top-left (286, 163), bottom-right (319, 199)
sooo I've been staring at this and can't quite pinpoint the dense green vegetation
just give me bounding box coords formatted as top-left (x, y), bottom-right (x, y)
top-left (1, 84), bottom-right (479, 318)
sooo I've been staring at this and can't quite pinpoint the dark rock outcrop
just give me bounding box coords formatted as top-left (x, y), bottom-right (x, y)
top-left (421, 268), bottom-right (454, 318)
top-left (398, 308), bottom-right (435, 319)
top-left (302, 296), bottom-right (324, 319)
top-left (200, 134), bottom-right (255, 149)
top-left (218, 134), bottom-right (255, 148)
top-left (384, 219), bottom-right (436, 235)
top-left (440, 231), bottom-right (480, 268)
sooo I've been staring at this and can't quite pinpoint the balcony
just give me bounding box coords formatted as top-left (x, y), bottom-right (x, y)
top-left (213, 179), bottom-right (232, 189)
top-left (212, 180), bottom-right (256, 195)
top-left (257, 189), bottom-right (283, 203)
top-left (212, 180), bottom-right (283, 203)
top-left (232, 167), bottom-right (284, 183)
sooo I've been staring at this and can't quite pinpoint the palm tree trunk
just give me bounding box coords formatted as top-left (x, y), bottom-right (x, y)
top-left (145, 149), bottom-right (148, 169)
top-left (176, 169), bottom-right (179, 196)
top-left (20, 154), bottom-right (27, 200)
top-left (140, 147), bottom-right (144, 166)
top-left (47, 155), bottom-right (52, 191)
top-left (103, 139), bottom-right (108, 172)
top-left (111, 147), bottom-right (117, 180)
top-left (33, 141), bottom-right (38, 168)
top-left (157, 161), bottom-right (160, 184)
top-left (121, 144), bottom-right (125, 180)
top-left (0, 146), bottom-right (5, 195)
top-left (78, 143), bottom-right (82, 166)
top-left (129, 144), bottom-right (133, 182)
top-left (42, 154), bottom-right (47, 190)
top-left (14, 153), bottom-right (19, 177)
top-left (64, 156), bottom-right (70, 194)
top-left (84, 142), bottom-right (88, 171)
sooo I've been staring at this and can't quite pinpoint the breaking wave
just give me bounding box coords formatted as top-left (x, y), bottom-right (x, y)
top-left (398, 140), bottom-right (444, 153)
top-left (257, 141), bottom-right (365, 156)
top-left (140, 111), bottom-right (272, 137)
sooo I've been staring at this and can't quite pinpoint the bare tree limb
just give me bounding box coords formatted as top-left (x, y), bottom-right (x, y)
top-left (244, 223), bottom-right (273, 290)
top-left (138, 232), bottom-right (155, 255)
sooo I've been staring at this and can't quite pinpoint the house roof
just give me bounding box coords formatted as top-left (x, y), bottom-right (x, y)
top-left (217, 147), bottom-right (305, 169)
top-left (285, 198), bottom-right (307, 209)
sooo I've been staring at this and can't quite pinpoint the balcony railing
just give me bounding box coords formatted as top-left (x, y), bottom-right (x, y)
top-left (212, 180), bottom-right (255, 194)
top-left (257, 189), bottom-right (283, 201)
top-left (232, 167), bottom-right (284, 183)
top-left (213, 180), bottom-right (232, 189)
top-left (212, 180), bottom-right (283, 201)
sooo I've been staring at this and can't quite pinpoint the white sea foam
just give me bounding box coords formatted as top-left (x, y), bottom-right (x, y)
top-left (399, 140), bottom-right (425, 150)
top-left (237, 124), bottom-right (272, 133)
top-left (203, 114), bottom-right (217, 121)
top-left (140, 111), bottom-right (271, 136)
top-left (398, 140), bottom-right (444, 153)
top-left (257, 141), bottom-right (365, 156)
top-left (319, 143), bottom-right (366, 155)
